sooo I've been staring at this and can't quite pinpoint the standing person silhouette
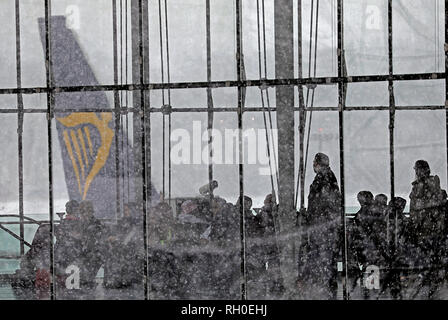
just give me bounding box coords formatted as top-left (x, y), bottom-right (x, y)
top-left (298, 153), bottom-right (342, 299)
top-left (409, 160), bottom-right (447, 299)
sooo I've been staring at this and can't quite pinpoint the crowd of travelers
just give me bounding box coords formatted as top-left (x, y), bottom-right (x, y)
top-left (11, 184), bottom-right (283, 299)
top-left (10, 153), bottom-right (448, 300)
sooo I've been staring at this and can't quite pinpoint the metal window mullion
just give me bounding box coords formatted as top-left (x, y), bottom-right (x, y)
top-left (206, 0), bottom-right (214, 195)
top-left (138, 0), bottom-right (150, 301)
top-left (337, 0), bottom-right (348, 300)
top-left (445, 0), bottom-right (448, 191)
top-left (1, 72), bottom-right (447, 96)
top-left (113, 0), bottom-right (122, 221)
top-left (236, 0), bottom-right (247, 301)
top-left (1, 104), bottom-right (448, 115)
top-left (15, 0), bottom-right (25, 256)
top-left (298, 0), bottom-right (306, 211)
top-left (143, 0), bottom-right (151, 226)
top-left (388, 0), bottom-right (395, 202)
top-left (44, 0), bottom-right (55, 300)
top-left (388, 0), bottom-right (398, 251)
top-left (0, 224), bottom-right (32, 248)
top-left (163, 0), bottom-right (172, 201)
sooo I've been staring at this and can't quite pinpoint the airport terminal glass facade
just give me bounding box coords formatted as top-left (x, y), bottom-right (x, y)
top-left (0, 0), bottom-right (446, 299)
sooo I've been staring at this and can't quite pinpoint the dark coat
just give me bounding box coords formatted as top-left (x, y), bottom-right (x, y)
top-left (409, 175), bottom-right (447, 265)
top-left (357, 211), bottom-right (389, 267)
top-left (298, 167), bottom-right (341, 297)
top-left (54, 217), bottom-right (84, 274)
top-left (304, 167), bottom-right (341, 226)
top-left (20, 224), bottom-right (52, 272)
top-left (103, 215), bottom-right (145, 288)
top-left (348, 204), bottom-right (371, 269)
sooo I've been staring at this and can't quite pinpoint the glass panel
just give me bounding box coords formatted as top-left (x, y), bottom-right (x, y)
top-left (393, 0), bottom-right (445, 74)
top-left (210, 0), bottom-right (236, 81)
top-left (344, 111), bottom-right (391, 299)
top-left (20, 0), bottom-right (46, 88)
top-left (213, 112), bottom-right (239, 202)
top-left (49, 110), bottom-right (145, 300)
top-left (394, 110), bottom-right (447, 299)
top-left (50, 0), bottom-right (114, 86)
top-left (303, 84), bottom-right (339, 108)
top-left (213, 88), bottom-right (238, 109)
top-left (297, 111), bottom-right (343, 299)
top-left (395, 110), bottom-right (447, 202)
top-left (300, 0), bottom-right (338, 78)
top-left (209, 112), bottom-right (241, 299)
top-left (0, 1), bottom-right (17, 88)
top-left (0, 0), bottom-right (445, 302)
top-left (0, 114), bottom-right (19, 214)
top-left (0, 114), bottom-right (45, 300)
top-left (148, 111), bottom-right (241, 299)
top-left (0, 95), bottom-right (17, 109)
top-left (345, 111), bottom-right (390, 205)
top-left (242, 0), bottom-right (275, 81)
top-left (23, 114), bottom-right (49, 216)
top-left (346, 82), bottom-right (389, 107)
top-left (149, 0), bottom-right (207, 83)
top-left (344, 0), bottom-right (388, 76)
top-left (302, 112), bottom-right (340, 204)
top-left (243, 111), bottom-right (284, 299)
top-left (23, 94), bottom-right (47, 110)
top-left (150, 89), bottom-right (208, 109)
top-left (395, 80), bottom-right (445, 107)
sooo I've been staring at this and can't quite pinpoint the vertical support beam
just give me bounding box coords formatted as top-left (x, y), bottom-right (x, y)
top-left (337, 0), bottom-right (348, 300)
top-left (112, 0), bottom-right (121, 221)
top-left (235, 0), bottom-right (247, 300)
top-left (15, 0), bottom-right (25, 256)
top-left (206, 0), bottom-right (214, 193)
top-left (297, 0), bottom-right (306, 211)
top-left (274, 0), bottom-right (297, 299)
top-left (131, 0), bottom-right (150, 206)
top-left (164, 1), bottom-right (172, 201)
top-left (44, 0), bottom-right (56, 300)
top-left (131, 0), bottom-right (150, 299)
top-left (145, 1), bottom-right (151, 208)
top-left (445, 0), bottom-right (448, 191)
top-left (388, 0), bottom-right (395, 202)
top-left (387, 0), bottom-right (397, 251)
top-left (138, 0), bottom-right (149, 300)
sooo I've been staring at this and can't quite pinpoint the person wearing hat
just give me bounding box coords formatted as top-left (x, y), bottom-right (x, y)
top-left (298, 152), bottom-right (342, 299)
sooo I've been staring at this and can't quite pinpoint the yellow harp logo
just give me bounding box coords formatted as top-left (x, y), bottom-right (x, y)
top-left (56, 112), bottom-right (114, 200)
